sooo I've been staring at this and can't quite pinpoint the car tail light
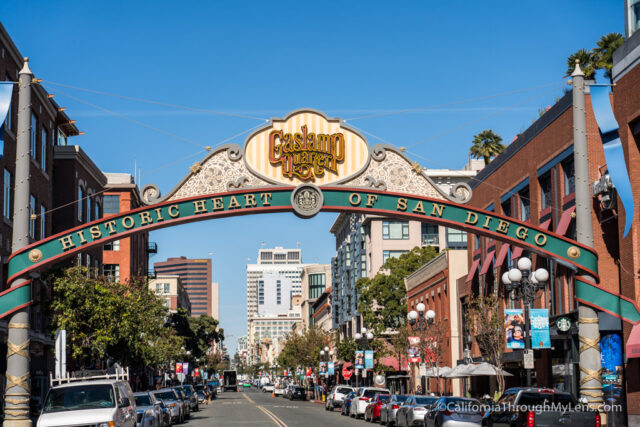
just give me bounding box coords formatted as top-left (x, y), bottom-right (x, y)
top-left (537, 388), bottom-right (555, 393)
top-left (527, 411), bottom-right (535, 427)
top-left (392, 404), bottom-right (399, 409)
top-left (443, 410), bottom-right (453, 416)
top-left (596, 413), bottom-right (601, 427)
top-left (360, 397), bottom-right (370, 401)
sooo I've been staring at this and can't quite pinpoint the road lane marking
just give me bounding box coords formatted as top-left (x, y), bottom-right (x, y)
top-left (241, 392), bottom-right (288, 426)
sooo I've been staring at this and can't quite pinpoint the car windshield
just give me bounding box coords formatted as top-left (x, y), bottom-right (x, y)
top-left (364, 389), bottom-right (387, 398)
top-left (43, 384), bottom-right (115, 413)
top-left (518, 393), bottom-right (573, 406)
top-left (416, 397), bottom-right (438, 405)
top-left (395, 395), bottom-right (409, 402)
top-left (336, 387), bottom-right (352, 394)
top-left (135, 395), bottom-right (152, 406)
top-left (378, 395), bottom-right (391, 402)
top-left (154, 391), bottom-right (177, 401)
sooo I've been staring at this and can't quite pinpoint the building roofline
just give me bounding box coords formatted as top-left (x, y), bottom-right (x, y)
top-left (470, 90), bottom-right (573, 189)
top-left (53, 145), bottom-right (107, 187)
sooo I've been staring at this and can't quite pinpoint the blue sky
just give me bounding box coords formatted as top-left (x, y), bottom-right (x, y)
top-left (0, 1), bottom-right (621, 355)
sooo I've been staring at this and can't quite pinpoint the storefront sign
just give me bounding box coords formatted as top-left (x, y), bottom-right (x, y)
top-left (505, 309), bottom-right (525, 349)
top-left (365, 350), bottom-right (374, 369)
top-left (557, 317), bottom-right (571, 332)
top-left (408, 336), bottom-right (421, 363)
top-left (355, 350), bottom-right (364, 369)
top-left (530, 309), bottom-right (551, 349)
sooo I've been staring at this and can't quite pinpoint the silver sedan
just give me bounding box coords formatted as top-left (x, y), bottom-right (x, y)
top-left (423, 397), bottom-right (483, 427)
top-left (380, 394), bottom-right (409, 426)
top-left (396, 395), bottom-right (439, 426)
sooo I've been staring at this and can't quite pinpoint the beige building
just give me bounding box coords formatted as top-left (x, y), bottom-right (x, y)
top-left (311, 287), bottom-right (332, 332)
top-left (211, 282), bottom-right (219, 320)
top-left (404, 250), bottom-right (468, 396)
top-left (300, 264), bottom-right (331, 331)
top-left (149, 275), bottom-right (191, 314)
top-left (249, 311), bottom-right (302, 365)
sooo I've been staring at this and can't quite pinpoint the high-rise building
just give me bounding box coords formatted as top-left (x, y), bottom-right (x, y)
top-left (154, 257), bottom-right (213, 317)
top-left (211, 281), bottom-right (219, 321)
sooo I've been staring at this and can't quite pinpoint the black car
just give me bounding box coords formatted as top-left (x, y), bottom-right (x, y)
top-left (288, 386), bottom-right (306, 401)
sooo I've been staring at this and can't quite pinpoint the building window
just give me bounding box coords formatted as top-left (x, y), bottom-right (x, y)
top-left (104, 239), bottom-right (120, 251)
top-left (78, 186), bottom-right (84, 221)
top-left (4, 169), bottom-right (11, 219)
top-left (501, 198), bottom-right (512, 218)
top-left (41, 127), bottom-right (47, 171)
top-left (95, 202), bottom-right (100, 220)
top-left (562, 156), bottom-right (575, 195)
top-left (57, 129), bottom-right (67, 146)
top-left (29, 195), bottom-right (36, 239)
top-left (446, 228), bottom-right (467, 249)
top-left (309, 273), bottom-right (326, 299)
top-left (40, 205), bottom-right (46, 239)
top-left (276, 280), bottom-right (281, 304)
top-left (30, 113), bottom-right (37, 160)
top-left (4, 77), bottom-right (11, 130)
top-left (155, 283), bottom-right (170, 294)
top-left (421, 223), bottom-right (439, 246)
top-left (104, 264), bottom-right (120, 282)
top-left (539, 172), bottom-right (552, 210)
top-left (103, 195), bottom-right (120, 215)
top-left (383, 221), bottom-right (409, 240)
top-left (382, 250), bottom-right (408, 263)
top-left (519, 187), bottom-right (530, 221)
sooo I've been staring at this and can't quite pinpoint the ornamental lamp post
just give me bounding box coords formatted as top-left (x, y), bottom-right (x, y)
top-left (408, 303), bottom-right (437, 394)
top-left (354, 328), bottom-right (374, 387)
top-left (501, 257), bottom-right (549, 387)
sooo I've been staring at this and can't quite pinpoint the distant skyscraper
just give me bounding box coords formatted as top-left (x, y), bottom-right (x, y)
top-left (154, 257), bottom-right (213, 317)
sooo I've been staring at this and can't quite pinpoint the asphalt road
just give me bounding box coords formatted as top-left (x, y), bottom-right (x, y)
top-left (188, 388), bottom-right (370, 427)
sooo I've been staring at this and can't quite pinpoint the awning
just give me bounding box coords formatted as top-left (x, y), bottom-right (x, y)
top-left (494, 244), bottom-right (510, 269)
top-left (512, 219), bottom-right (550, 260)
top-left (465, 258), bottom-right (481, 283)
top-left (627, 323), bottom-right (640, 359)
top-left (555, 205), bottom-right (577, 236)
top-left (479, 250), bottom-right (496, 275)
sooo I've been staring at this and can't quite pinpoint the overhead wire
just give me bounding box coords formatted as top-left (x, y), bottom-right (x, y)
top-left (42, 80), bottom-right (269, 122)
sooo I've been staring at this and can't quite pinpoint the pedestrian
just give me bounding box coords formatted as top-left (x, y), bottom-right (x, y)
top-left (416, 385), bottom-right (422, 395)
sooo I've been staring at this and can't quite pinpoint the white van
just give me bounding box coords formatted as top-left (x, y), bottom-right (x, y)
top-left (37, 378), bottom-right (136, 427)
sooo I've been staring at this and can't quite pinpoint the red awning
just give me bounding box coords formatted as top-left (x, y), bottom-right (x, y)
top-left (479, 250), bottom-right (496, 275)
top-left (512, 219), bottom-right (550, 260)
top-left (627, 323), bottom-right (640, 358)
top-left (555, 205), bottom-right (577, 236)
top-left (465, 258), bottom-right (481, 283)
top-left (494, 244), bottom-right (510, 269)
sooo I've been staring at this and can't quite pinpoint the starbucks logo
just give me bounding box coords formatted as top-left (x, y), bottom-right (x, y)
top-left (291, 184), bottom-right (323, 218)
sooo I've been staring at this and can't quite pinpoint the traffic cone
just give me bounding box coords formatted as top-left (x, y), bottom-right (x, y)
top-left (272, 390), bottom-right (275, 398)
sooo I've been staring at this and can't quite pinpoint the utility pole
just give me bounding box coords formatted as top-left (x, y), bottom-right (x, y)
top-left (572, 61), bottom-right (603, 409)
top-left (4, 58), bottom-right (33, 426)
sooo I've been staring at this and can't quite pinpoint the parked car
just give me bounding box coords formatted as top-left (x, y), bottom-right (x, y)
top-left (177, 384), bottom-right (199, 412)
top-left (262, 383), bottom-right (275, 393)
top-left (38, 379), bottom-right (137, 427)
top-left (395, 394), bottom-right (439, 426)
top-left (288, 385), bottom-right (306, 401)
top-left (423, 396), bottom-right (484, 427)
top-left (152, 389), bottom-right (184, 425)
top-left (380, 394), bottom-right (409, 426)
top-left (484, 387), bottom-right (600, 427)
top-left (341, 391), bottom-right (357, 416)
top-left (274, 384), bottom-right (287, 396)
top-left (170, 388), bottom-right (190, 420)
top-left (350, 387), bottom-right (390, 419)
top-left (325, 385), bottom-right (354, 411)
top-left (133, 391), bottom-right (163, 427)
top-left (364, 393), bottom-right (391, 422)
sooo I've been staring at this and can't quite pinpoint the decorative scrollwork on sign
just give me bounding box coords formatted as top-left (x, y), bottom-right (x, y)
top-left (448, 183), bottom-right (472, 203)
top-left (227, 176), bottom-right (251, 190)
top-left (363, 176), bottom-right (387, 191)
top-left (227, 144), bottom-right (243, 161)
top-left (370, 144), bottom-right (388, 161)
top-left (142, 184), bottom-right (162, 204)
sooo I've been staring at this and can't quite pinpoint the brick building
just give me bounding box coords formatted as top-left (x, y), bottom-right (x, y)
top-left (101, 172), bottom-right (153, 282)
top-left (404, 250), bottom-right (467, 396)
top-left (154, 257), bottom-right (213, 317)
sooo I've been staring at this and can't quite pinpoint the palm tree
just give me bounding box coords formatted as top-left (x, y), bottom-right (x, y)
top-left (594, 33), bottom-right (624, 84)
top-left (564, 49), bottom-right (596, 81)
top-left (470, 130), bottom-right (505, 164)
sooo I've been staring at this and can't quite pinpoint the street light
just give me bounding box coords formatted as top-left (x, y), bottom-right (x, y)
top-left (408, 304), bottom-right (438, 394)
top-left (501, 257), bottom-right (549, 386)
top-left (355, 328), bottom-right (374, 387)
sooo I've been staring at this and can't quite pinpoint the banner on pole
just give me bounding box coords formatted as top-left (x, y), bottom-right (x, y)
top-left (530, 308), bottom-right (551, 349)
top-left (183, 362), bottom-right (190, 375)
top-left (319, 361), bottom-right (328, 375)
top-left (176, 363), bottom-right (183, 373)
top-left (355, 350), bottom-right (364, 369)
top-left (505, 309), bottom-right (525, 349)
top-left (328, 362), bottom-right (335, 375)
top-left (364, 350), bottom-right (374, 369)
top-left (408, 336), bottom-right (421, 363)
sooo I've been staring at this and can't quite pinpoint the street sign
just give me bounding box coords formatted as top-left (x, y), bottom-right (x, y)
top-left (524, 349), bottom-right (534, 369)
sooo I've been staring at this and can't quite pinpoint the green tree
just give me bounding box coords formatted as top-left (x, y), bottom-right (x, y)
top-left (594, 33), bottom-right (624, 84)
top-left (469, 130), bottom-right (505, 165)
top-left (356, 246), bottom-right (438, 334)
top-left (565, 49), bottom-right (596, 81)
top-left (389, 324), bottom-right (411, 372)
top-left (277, 327), bottom-right (330, 370)
top-left (335, 336), bottom-right (357, 363)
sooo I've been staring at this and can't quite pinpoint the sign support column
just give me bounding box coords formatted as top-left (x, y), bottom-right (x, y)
top-left (572, 61), bottom-right (603, 408)
top-left (4, 58), bottom-right (33, 426)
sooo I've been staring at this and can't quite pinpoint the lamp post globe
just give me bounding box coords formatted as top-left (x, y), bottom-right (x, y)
top-left (517, 257), bottom-right (532, 271)
top-left (361, 327), bottom-right (367, 334)
top-left (426, 310), bottom-right (436, 320)
top-left (534, 268), bottom-right (550, 283)
top-left (324, 346), bottom-right (329, 352)
top-left (502, 271), bottom-right (512, 285)
top-left (329, 350), bottom-right (334, 357)
top-left (320, 350), bottom-right (325, 356)
top-left (366, 332), bottom-right (374, 340)
top-left (355, 333), bottom-right (362, 340)
top-left (408, 310), bottom-right (418, 321)
top-left (416, 302), bottom-right (426, 313)
top-left (508, 268), bottom-right (523, 283)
